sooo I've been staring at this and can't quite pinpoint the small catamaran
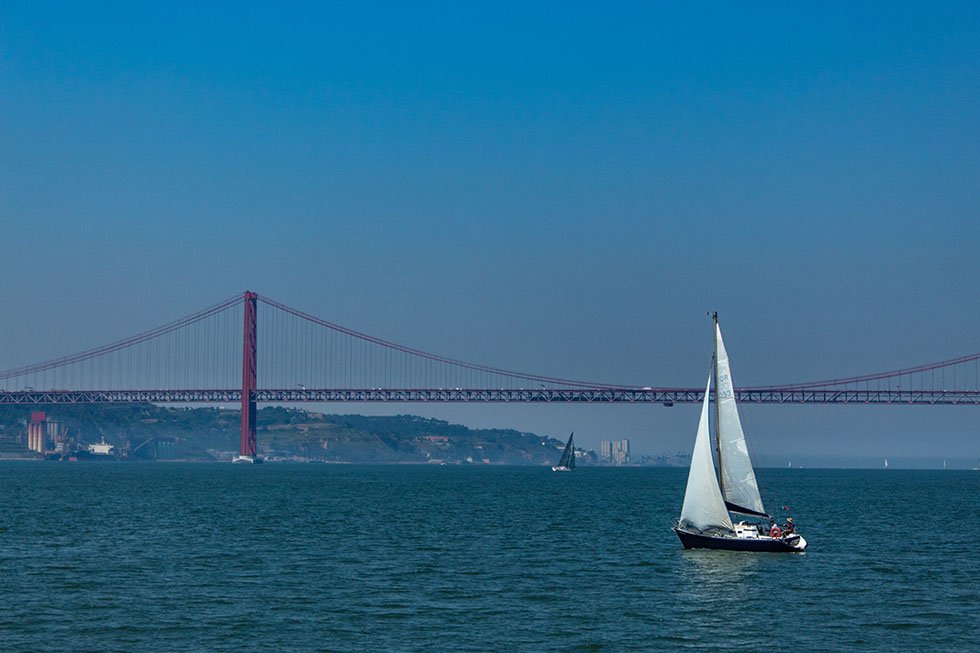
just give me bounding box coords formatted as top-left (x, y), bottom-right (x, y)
top-left (674, 314), bottom-right (807, 552)
top-left (552, 432), bottom-right (576, 472)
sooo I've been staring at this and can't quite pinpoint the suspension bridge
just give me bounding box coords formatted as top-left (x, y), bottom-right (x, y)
top-left (2, 291), bottom-right (979, 459)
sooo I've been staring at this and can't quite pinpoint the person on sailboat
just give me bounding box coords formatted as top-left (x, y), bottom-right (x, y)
top-left (781, 517), bottom-right (795, 536)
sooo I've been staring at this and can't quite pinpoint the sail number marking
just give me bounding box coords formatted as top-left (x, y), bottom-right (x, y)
top-left (717, 372), bottom-right (733, 399)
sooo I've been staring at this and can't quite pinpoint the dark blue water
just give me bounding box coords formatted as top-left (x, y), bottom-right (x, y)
top-left (1, 463), bottom-right (977, 651)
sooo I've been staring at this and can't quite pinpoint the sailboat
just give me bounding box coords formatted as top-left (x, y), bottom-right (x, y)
top-left (673, 314), bottom-right (807, 552)
top-left (552, 432), bottom-right (575, 472)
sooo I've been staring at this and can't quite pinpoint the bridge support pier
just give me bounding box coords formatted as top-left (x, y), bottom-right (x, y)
top-left (236, 291), bottom-right (258, 463)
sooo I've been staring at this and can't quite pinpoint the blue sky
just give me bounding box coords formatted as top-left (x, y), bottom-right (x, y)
top-left (2, 2), bottom-right (979, 466)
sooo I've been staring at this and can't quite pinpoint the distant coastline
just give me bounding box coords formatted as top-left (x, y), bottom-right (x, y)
top-left (0, 404), bottom-right (601, 465)
top-left (1, 405), bottom-right (970, 468)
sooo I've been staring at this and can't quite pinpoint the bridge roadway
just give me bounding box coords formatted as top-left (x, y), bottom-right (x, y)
top-left (2, 388), bottom-right (980, 405)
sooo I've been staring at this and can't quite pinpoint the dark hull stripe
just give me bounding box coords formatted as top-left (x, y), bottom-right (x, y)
top-left (674, 528), bottom-right (802, 552)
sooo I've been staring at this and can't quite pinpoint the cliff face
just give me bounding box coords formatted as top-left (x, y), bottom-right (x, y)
top-left (0, 404), bottom-right (589, 465)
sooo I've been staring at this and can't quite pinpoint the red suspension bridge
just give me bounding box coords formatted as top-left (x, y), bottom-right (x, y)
top-left (2, 291), bottom-right (979, 459)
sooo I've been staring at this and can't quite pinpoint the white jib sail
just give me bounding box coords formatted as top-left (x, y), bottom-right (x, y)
top-left (714, 322), bottom-right (766, 516)
top-left (679, 374), bottom-right (734, 532)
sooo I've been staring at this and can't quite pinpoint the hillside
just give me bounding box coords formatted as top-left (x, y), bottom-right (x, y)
top-left (0, 404), bottom-right (596, 465)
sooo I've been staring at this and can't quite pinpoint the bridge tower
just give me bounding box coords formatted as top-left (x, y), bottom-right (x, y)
top-left (237, 291), bottom-right (259, 463)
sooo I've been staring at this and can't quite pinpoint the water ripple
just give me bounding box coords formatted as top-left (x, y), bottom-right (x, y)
top-left (0, 464), bottom-right (977, 651)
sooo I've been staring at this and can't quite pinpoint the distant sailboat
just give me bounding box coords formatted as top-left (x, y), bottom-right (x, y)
top-left (673, 314), bottom-right (807, 552)
top-left (884, 458), bottom-right (889, 469)
top-left (552, 432), bottom-right (575, 472)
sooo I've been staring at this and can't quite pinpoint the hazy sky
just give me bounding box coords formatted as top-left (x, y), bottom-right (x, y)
top-left (2, 3), bottom-right (979, 466)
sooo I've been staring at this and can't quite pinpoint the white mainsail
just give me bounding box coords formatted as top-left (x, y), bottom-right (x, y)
top-left (679, 374), bottom-right (734, 532)
top-left (714, 322), bottom-right (766, 517)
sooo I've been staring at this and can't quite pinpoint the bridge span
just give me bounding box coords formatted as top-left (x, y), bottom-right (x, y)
top-left (3, 291), bottom-right (979, 457)
top-left (2, 387), bottom-right (979, 406)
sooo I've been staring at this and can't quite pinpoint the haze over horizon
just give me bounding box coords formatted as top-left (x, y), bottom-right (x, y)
top-left (2, 3), bottom-right (979, 466)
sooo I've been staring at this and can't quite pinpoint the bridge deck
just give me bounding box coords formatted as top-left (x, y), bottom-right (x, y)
top-left (2, 388), bottom-right (978, 405)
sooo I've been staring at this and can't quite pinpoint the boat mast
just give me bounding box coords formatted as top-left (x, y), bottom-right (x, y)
top-left (711, 311), bottom-right (725, 498)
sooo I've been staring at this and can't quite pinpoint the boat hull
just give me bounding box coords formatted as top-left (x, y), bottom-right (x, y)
top-left (674, 528), bottom-right (806, 552)
top-left (551, 466), bottom-right (573, 472)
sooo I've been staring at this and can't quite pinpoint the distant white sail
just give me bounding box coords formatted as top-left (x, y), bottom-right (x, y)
top-left (679, 375), bottom-right (734, 532)
top-left (714, 322), bottom-right (766, 517)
